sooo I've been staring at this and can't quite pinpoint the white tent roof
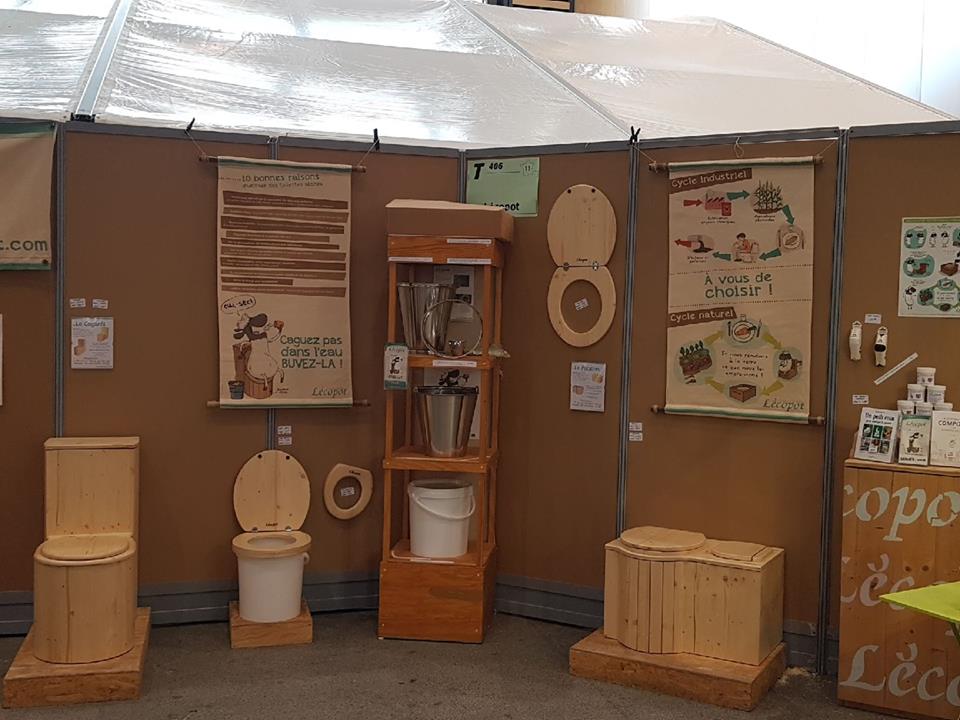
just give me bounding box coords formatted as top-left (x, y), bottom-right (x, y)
top-left (0, 0), bottom-right (950, 147)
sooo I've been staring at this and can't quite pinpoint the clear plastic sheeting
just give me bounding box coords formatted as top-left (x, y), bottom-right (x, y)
top-left (474, 4), bottom-right (951, 138)
top-left (90, 0), bottom-right (623, 146)
top-left (0, 7), bottom-right (108, 120)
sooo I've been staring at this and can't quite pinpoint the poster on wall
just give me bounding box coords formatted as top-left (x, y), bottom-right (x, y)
top-left (0, 122), bottom-right (55, 270)
top-left (898, 216), bottom-right (960, 317)
top-left (70, 317), bottom-right (114, 370)
top-left (217, 157), bottom-right (353, 407)
top-left (465, 156), bottom-right (540, 217)
top-left (665, 159), bottom-right (815, 422)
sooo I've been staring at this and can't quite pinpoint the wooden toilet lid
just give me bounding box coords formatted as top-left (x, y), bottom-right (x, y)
top-left (547, 185), bottom-right (616, 268)
top-left (620, 526), bottom-right (706, 552)
top-left (40, 534), bottom-right (130, 561)
top-left (710, 540), bottom-right (765, 561)
top-left (233, 450), bottom-right (310, 532)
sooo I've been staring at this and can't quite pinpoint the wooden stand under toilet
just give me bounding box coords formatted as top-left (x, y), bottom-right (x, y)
top-left (229, 601), bottom-right (312, 649)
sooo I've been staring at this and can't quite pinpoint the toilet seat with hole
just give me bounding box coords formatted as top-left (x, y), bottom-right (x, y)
top-left (232, 530), bottom-right (311, 559)
top-left (323, 463), bottom-right (373, 520)
top-left (546, 184), bottom-right (617, 348)
top-left (547, 266), bottom-right (616, 348)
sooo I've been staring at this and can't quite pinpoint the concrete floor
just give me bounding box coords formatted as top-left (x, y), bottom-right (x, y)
top-left (0, 611), bottom-right (884, 720)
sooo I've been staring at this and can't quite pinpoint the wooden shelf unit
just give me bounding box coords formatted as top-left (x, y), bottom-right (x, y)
top-left (379, 233), bottom-right (506, 643)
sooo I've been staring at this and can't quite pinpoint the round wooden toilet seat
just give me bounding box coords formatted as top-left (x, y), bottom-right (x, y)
top-left (323, 463), bottom-right (373, 520)
top-left (546, 184), bottom-right (617, 348)
top-left (547, 266), bottom-right (616, 348)
top-left (232, 530), bottom-right (311, 559)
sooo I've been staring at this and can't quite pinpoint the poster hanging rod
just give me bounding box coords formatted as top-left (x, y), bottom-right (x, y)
top-left (649, 405), bottom-right (825, 426)
top-left (205, 400), bottom-right (371, 409)
top-left (649, 155), bottom-right (821, 172)
top-left (199, 155), bottom-right (367, 173)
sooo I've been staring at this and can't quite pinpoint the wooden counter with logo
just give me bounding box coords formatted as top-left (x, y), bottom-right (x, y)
top-left (839, 455), bottom-right (960, 719)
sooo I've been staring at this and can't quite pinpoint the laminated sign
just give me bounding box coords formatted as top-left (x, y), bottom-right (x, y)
top-left (0, 123), bottom-right (55, 270)
top-left (217, 158), bottom-right (353, 407)
top-left (665, 159), bottom-right (815, 422)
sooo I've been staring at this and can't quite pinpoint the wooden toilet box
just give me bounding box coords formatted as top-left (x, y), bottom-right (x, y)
top-left (604, 527), bottom-right (784, 665)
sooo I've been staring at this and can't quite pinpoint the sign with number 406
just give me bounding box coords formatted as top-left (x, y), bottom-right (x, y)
top-left (466, 156), bottom-right (540, 218)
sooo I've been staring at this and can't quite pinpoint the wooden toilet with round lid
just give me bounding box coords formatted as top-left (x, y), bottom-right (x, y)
top-left (231, 450), bottom-right (312, 623)
top-left (33, 437), bottom-right (140, 664)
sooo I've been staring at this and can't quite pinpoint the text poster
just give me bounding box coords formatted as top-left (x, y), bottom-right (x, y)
top-left (666, 160), bottom-right (815, 422)
top-left (217, 158), bottom-right (353, 407)
top-left (570, 361), bottom-right (606, 413)
top-left (71, 317), bottom-right (114, 370)
top-left (0, 123), bottom-right (55, 269)
top-left (466, 156), bottom-right (540, 217)
top-left (899, 217), bottom-right (960, 317)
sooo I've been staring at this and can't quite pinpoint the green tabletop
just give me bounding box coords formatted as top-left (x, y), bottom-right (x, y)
top-left (881, 582), bottom-right (960, 625)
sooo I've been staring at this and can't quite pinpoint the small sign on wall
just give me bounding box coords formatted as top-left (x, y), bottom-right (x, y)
top-left (570, 361), bottom-right (606, 412)
top-left (466, 157), bottom-right (540, 217)
top-left (70, 317), bottom-right (113, 370)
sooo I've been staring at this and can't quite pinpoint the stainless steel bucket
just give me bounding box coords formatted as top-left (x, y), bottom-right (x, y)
top-left (397, 283), bottom-right (454, 353)
top-left (416, 386), bottom-right (479, 457)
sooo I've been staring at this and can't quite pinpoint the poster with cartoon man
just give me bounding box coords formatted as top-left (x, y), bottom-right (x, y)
top-left (666, 159), bottom-right (815, 422)
top-left (217, 157), bottom-right (353, 406)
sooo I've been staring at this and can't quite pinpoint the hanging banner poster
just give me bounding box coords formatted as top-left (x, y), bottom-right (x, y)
top-left (466, 156), bottom-right (540, 217)
top-left (0, 122), bottom-right (55, 270)
top-left (666, 159), bottom-right (815, 422)
top-left (217, 158), bottom-right (353, 407)
top-left (898, 216), bottom-right (960, 317)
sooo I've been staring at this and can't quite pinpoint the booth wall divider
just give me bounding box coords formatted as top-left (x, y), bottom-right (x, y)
top-left (628, 132), bottom-right (841, 667)
top-left (462, 144), bottom-right (629, 610)
top-left (831, 126), bottom-right (960, 675)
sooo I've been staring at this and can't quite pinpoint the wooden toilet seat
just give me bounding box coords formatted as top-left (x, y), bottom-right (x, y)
top-left (232, 530), bottom-right (311, 559)
top-left (323, 464), bottom-right (373, 520)
top-left (546, 184), bottom-right (617, 348)
top-left (232, 450), bottom-right (312, 558)
top-left (37, 534), bottom-right (133, 564)
top-left (547, 266), bottom-right (616, 348)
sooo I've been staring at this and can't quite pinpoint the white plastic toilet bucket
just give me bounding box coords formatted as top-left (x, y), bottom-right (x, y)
top-left (236, 540), bottom-right (308, 623)
top-left (408, 480), bottom-right (475, 558)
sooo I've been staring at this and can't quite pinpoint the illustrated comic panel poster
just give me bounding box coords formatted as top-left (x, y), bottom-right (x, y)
top-left (217, 158), bottom-right (353, 407)
top-left (899, 217), bottom-right (960, 317)
top-left (666, 160), bottom-right (814, 422)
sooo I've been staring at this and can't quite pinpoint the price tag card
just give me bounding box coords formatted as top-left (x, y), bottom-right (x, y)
top-left (384, 343), bottom-right (409, 390)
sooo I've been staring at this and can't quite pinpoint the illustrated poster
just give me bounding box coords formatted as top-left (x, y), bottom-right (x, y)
top-left (70, 317), bottom-right (114, 370)
top-left (217, 158), bottom-right (353, 406)
top-left (899, 217), bottom-right (960, 317)
top-left (666, 160), bottom-right (814, 422)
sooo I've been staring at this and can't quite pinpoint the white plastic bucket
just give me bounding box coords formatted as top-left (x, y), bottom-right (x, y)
top-left (236, 541), bottom-right (308, 623)
top-left (408, 480), bottom-right (475, 558)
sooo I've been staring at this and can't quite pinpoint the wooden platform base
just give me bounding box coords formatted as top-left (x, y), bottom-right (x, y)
top-left (229, 600), bottom-right (313, 649)
top-left (3, 607), bottom-right (151, 709)
top-left (378, 545), bottom-right (496, 643)
top-left (570, 629), bottom-right (785, 711)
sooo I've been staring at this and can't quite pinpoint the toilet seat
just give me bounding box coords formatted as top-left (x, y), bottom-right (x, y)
top-left (38, 533), bottom-right (131, 562)
top-left (232, 450), bottom-right (312, 559)
top-left (547, 266), bottom-right (616, 348)
top-left (546, 184), bottom-right (617, 348)
top-left (620, 526), bottom-right (706, 552)
top-left (232, 530), bottom-right (311, 559)
top-left (323, 464), bottom-right (373, 520)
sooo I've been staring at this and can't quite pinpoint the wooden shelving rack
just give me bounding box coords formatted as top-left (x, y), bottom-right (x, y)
top-left (378, 233), bottom-right (506, 643)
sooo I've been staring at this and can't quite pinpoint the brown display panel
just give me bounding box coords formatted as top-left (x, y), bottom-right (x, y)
top-left (273, 145), bottom-right (458, 575)
top-left (628, 141), bottom-right (839, 625)
top-left (830, 133), bottom-right (960, 630)
top-left (62, 132), bottom-right (270, 585)
top-left (0, 267), bottom-right (54, 590)
top-left (496, 151), bottom-right (628, 587)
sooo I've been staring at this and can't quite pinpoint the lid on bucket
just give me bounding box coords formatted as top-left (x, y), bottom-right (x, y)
top-left (233, 450), bottom-right (310, 532)
top-left (415, 385), bottom-right (479, 395)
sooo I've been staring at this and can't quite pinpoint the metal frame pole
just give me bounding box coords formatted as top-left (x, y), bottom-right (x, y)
top-left (54, 125), bottom-right (66, 436)
top-left (815, 129), bottom-right (850, 674)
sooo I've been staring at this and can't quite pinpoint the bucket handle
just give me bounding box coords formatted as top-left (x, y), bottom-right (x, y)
top-left (408, 488), bottom-right (476, 521)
